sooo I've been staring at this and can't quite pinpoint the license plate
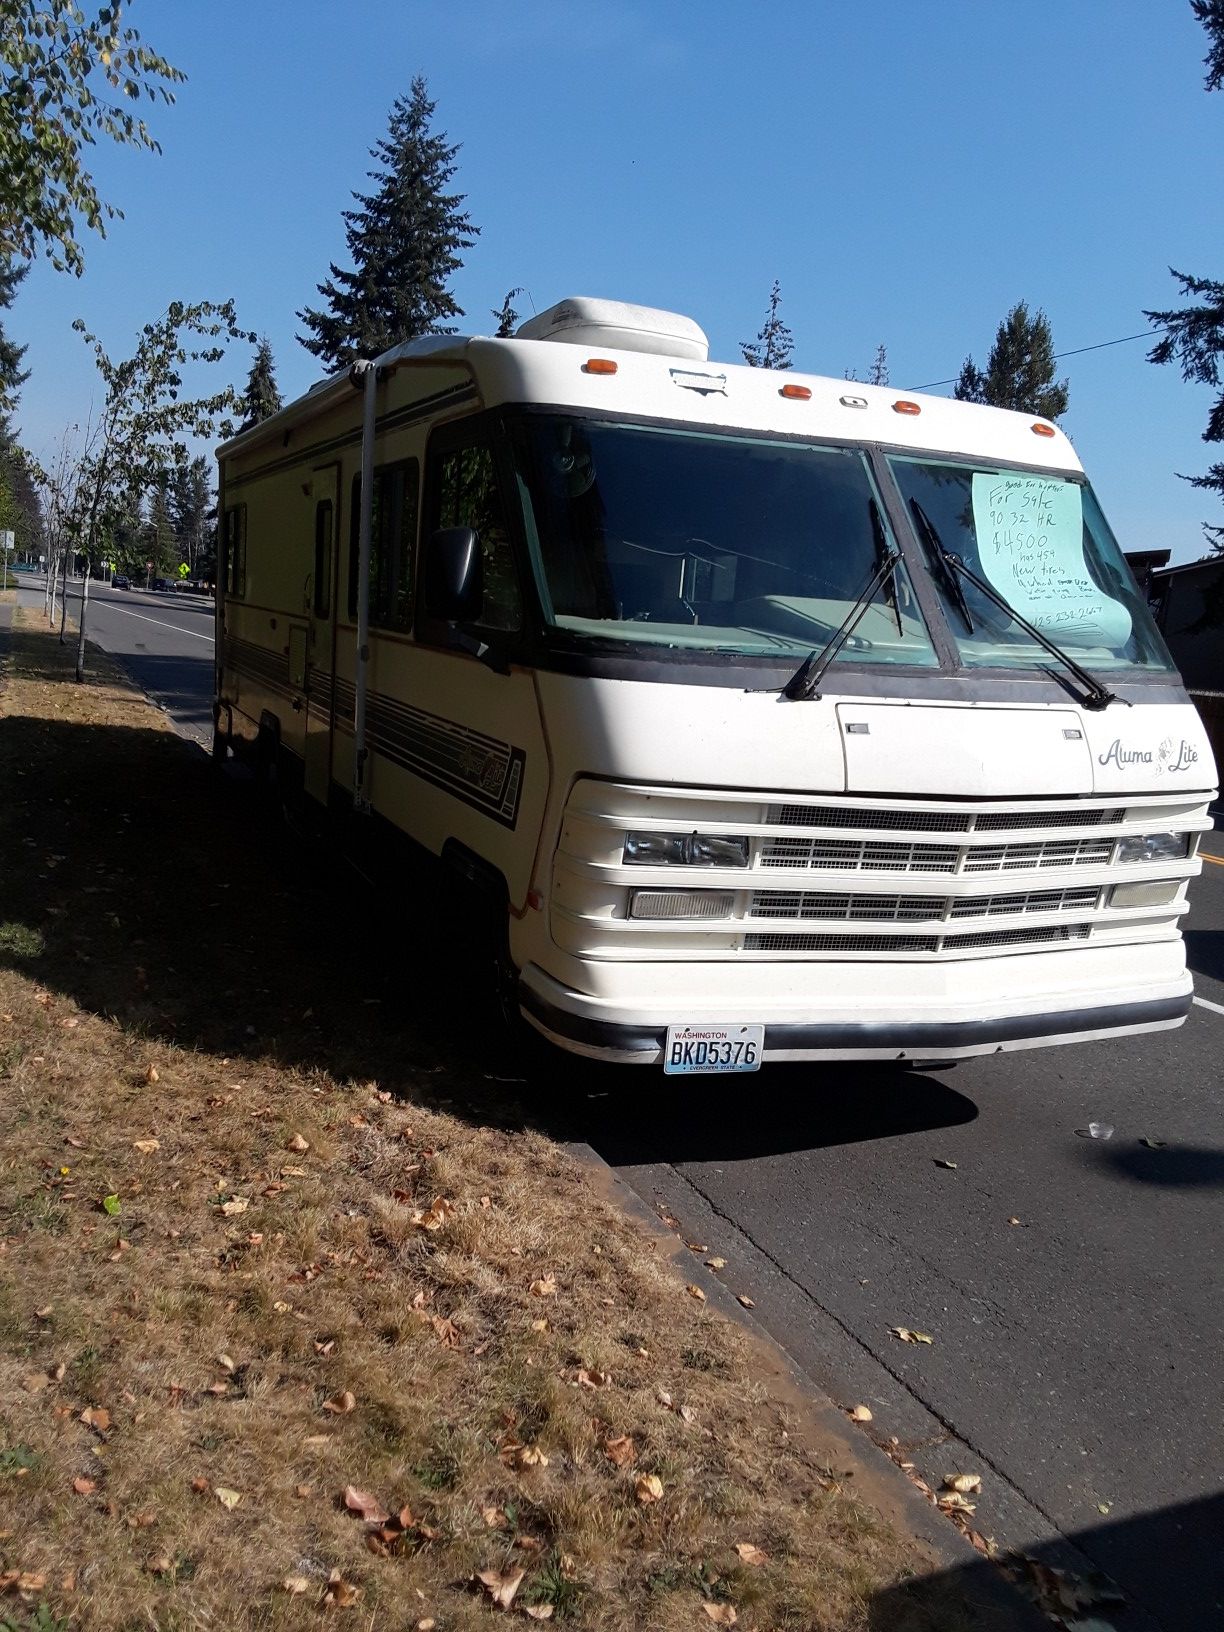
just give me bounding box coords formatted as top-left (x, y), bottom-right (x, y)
top-left (663, 1024), bottom-right (764, 1075)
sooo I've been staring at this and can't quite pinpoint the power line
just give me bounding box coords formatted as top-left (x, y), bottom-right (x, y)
top-left (908, 328), bottom-right (1159, 393)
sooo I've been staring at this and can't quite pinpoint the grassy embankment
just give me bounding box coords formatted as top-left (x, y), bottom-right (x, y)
top-left (0, 608), bottom-right (972, 1630)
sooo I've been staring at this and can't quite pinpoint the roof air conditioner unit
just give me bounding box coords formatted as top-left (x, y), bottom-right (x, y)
top-left (515, 297), bottom-right (709, 362)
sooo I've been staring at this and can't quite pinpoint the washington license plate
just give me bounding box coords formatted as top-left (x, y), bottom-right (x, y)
top-left (664, 1024), bottom-right (764, 1075)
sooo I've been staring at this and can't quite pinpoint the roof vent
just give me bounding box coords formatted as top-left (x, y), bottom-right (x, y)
top-left (515, 297), bottom-right (709, 362)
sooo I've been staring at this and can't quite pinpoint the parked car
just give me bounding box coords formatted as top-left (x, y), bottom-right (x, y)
top-left (150, 577), bottom-right (172, 592)
top-left (112, 574), bottom-right (130, 590)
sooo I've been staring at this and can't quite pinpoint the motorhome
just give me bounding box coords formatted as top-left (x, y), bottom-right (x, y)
top-left (214, 298), bottom-right (1216, 1073)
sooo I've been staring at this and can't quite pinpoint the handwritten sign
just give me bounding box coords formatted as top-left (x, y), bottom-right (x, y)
top-left (970, 474), bottom-right (1131, 650)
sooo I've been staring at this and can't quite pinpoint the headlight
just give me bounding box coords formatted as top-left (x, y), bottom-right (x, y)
top-left (629, 889), bottom-right (735, 920)
top-left (624, 831), bottom-right (749, 867)
top-left (1116, 832), bottom-right (1188, 864)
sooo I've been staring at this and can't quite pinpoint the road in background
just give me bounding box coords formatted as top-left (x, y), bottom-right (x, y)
top-left (12, 571), bottom-right (1222, 1624)
top-left (21, 576), bottom-right (215, 748)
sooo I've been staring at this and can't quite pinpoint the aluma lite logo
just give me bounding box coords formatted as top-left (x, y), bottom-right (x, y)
top-left (1098, 736), bottom-right (1199, 773)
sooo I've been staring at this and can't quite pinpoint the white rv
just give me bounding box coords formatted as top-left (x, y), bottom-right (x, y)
top-left (214, 298), bottom-right (1216, 1072)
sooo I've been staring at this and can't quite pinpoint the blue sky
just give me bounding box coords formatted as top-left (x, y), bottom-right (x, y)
top-left (9, 0), bottom-right (1223, 562)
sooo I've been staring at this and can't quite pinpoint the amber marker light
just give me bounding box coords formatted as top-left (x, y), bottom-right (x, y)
top-left (1031, 422), bottom-right (1056, 437)
top-left (779, 382), bottom-right (812, 400)
top-left (582, 358), bottom-right (618, 375)
top-left (892, 399), bottom-right (921, 415)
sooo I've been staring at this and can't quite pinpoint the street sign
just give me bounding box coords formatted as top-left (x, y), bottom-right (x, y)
top-left (0, 530), bottom-right (13, 550)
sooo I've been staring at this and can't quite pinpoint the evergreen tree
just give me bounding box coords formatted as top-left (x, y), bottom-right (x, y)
top-left (239, 337), bottom-right (282, 428)
top-left (491, 287), bottom-right (524, 337)
top-left (297, 78), bottom-right (479, 371)
top-left (954, 302), bottom-right (1069, 419)
top-left (169, 454), bottom-right (211, 572)
top-left (741, 281), bottom-right (794, 370)
top-left (867, 343), bottom-right (889, 386)
top-left (1144, 5), bottom-right (1224, 550)
top-left (0, 257), bottom-right (31, 433)
top-left (146, 479), bottom-right (174, 579)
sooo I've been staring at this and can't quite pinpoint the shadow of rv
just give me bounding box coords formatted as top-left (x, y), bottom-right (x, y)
top-left (0, 706), bottom-right (977, 1164)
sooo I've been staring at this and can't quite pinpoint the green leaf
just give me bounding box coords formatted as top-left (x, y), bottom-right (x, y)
top-left (102, 1192), bottom-right (120, 1216)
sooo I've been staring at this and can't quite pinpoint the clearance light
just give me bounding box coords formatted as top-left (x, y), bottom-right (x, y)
top-left (582, 357), bottom-right (618, 375)
top-left (892, 399), bottom-right (921, 415)
top-left (1031, 422), bottom-right (1056, 437)
top-left (780, 383), bottom-right (812, 400)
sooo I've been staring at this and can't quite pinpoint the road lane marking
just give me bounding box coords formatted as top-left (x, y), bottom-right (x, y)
top-left (88, 603), bottom-right (214, 643)
top-left (1193, 995), bottom-right (1224, 1017)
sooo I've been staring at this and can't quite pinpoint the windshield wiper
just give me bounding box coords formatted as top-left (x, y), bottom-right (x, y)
top-left (872, 496), bottom-right (904, 637)
top-left (908, 499), bottom-right (1119, 711)
top-left (783, 503), bottom-right (902, 701)
top-left (910, 499), bottom-right (974, 633)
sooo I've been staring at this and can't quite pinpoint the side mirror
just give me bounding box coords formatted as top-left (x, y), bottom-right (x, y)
top-left (425, 526), bottom-right (482, 623)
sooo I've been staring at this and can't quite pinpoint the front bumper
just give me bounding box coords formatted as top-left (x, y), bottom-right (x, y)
top-left (518, 941), bottom-right (1194, 1064)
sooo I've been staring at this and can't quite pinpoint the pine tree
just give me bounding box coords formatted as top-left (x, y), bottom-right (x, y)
top-left (741, 281), bottom-right (794, 370)
top-left (0, 256), bottom-right (31, 437)
top-left (867, 343), bottom-right (889, 386)
top-left (491, 288), bottom-right (524, 337)
top-left (297, 78), bottom-right (479, 371)
top-left (169, 454), bottom-right (212, 572)
top-left (146, 479), bottom-right (174, 580)
top-left (239, 337), bottom-right (282, 428)
top-left (1143, 4), bottom-right (1224, 550)
top-left (954, 302), bottom-right (1069, 419)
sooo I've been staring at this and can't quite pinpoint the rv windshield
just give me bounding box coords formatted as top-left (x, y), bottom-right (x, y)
top-left (506, 415), bottom-right (938, 665)
top-left (887, 457), bottom-right (1176, 674)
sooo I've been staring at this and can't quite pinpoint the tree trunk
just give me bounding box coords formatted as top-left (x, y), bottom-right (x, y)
top-left (75, 561), bottom-right (91, 681)
top-left (58, 555), bottom-right (70, 643)
top-left (44, 550), bottom-right (53, 620)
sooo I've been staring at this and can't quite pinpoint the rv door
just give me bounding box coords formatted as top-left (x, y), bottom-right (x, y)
top-left (304, 464), bottom-right (341, 804)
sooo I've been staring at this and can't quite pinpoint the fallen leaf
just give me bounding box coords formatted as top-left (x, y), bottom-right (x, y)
top-left (1098, 1502), bottom-right (1111, 1514)
top-left (530, 1318), bottom-right (549, 1333)
top-left (217, 1353), bottom-right (235, 1373)
top-left (938, 1491), bottom-right (977, 1515)
top-left (144, 1064), bottom-right (160, 1084)
top-left (191, 1477), bottom-right (209, 1493)
top-left (524, 1608), bottom-right (554, 1622)
top-left (286, 1133), bottom-right (311, 1152)
top-left (101, 1193), bottom-right (121, 1216)
top-left (889, 1327), bottom-right (934, 1345)
top-left (635, 1474), bottom-right (664, 1504)
top-left (604, 1435), bottom-right (635, 1467)
top-left (295, 1484), bottom-right (312, 1499)
top-left (934, 1158), bottom-right (957, 1170)
top-left (273, 1300), bottom-right (293, 1314)
top-left (687, 1242), bottom-right (708, 1253)
top-left (412, 1196), bottom-right (455, 1231)
top-left (35, 1305), bottom-right (53, 1319)
top-left (702, 1606), bottom-right (737, 1626)
top-left (515, 1444), bottom-right (549, 1468)
top-left (476, 1567), bottom-right (526, 1610)
top-left (282, 1575), bottom-right (310, 1595)
top-left (80, 1406), bottom-right (111, 1431)
top-left (205, 1382), bottom-right (229, 1395)
top-left (323, 1390), bottom-right (356, 1415)
top-left (656, 1388), bottom-right (673, 1408)
top-left (678, 1405), bottom-right (697, 1425)
top-left (736, 1295), bottom-right (755, 1309)
top-left (219, 1197), bottom-right (249, 1216)
top-left (214, 1486), bottom-right (242, 1510)
top-left (735, 1542), bottom-right (768, 1566)
top-left (324, 1569), bottom-right (362, 1607)
top-left (705, 1256), bottom-right (727, 1270)
top-left (132, 1138), bottom-right (160, 1154)
top-left (685, 1284), bottom-right (706, 1303)
top-left (72, 1477), bottom-right (96, 1495)
top-left (943, 1473), bottom-right (982, 1494)
top-left (146, 1554), bottom-right (173, 1575)
top-left (22, 1373), bottom-right (49, 1393)
top-left (482, 1505), bottom-right (506, 1529)
top-left (1140, 1137), bottom-right (1167, 1149)
top-left (314, 1339), bottom-right (335, 1356)
top-left (417, 1621), bottom-right (436, 1631)
top-left (849, 1404), bottom-right (873, 1422)
top-left (529, 1276), bottom-right (557, 1297)
top-left (1007, 1216), bottom-right (1022, 1226)
top-left (574, 1368), bottom-right (611, 1389)
top-left (343, 1485), bottom-right (390, 1523)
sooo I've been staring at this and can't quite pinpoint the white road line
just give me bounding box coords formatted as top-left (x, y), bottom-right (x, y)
top-left (1193, 995), bottom-right (1224, 1017)
top-left (92, 602), bottom-right (214, 643)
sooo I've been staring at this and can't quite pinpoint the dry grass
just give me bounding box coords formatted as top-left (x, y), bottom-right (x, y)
top-left (0, 610), bottom-right (970, 1631)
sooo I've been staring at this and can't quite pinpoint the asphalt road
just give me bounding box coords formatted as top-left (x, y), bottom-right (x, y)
top-left (16, 573), bottom-right (1222, 1625)
top-left (27, 575), bottom-right (216, 748)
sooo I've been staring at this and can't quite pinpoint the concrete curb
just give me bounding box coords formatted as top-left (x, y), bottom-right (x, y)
top-left (564, 1139), bottom-right (1050, 1632)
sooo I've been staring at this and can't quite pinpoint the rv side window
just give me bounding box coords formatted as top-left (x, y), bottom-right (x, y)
top-left (347, 460), bottom-right (419, 631)
top-left (430, 442), bottom-right (522, 632)
top-left (313, 500), bottom-right (332, 618)
top-left (224, 505), bottom-right (246, 598)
